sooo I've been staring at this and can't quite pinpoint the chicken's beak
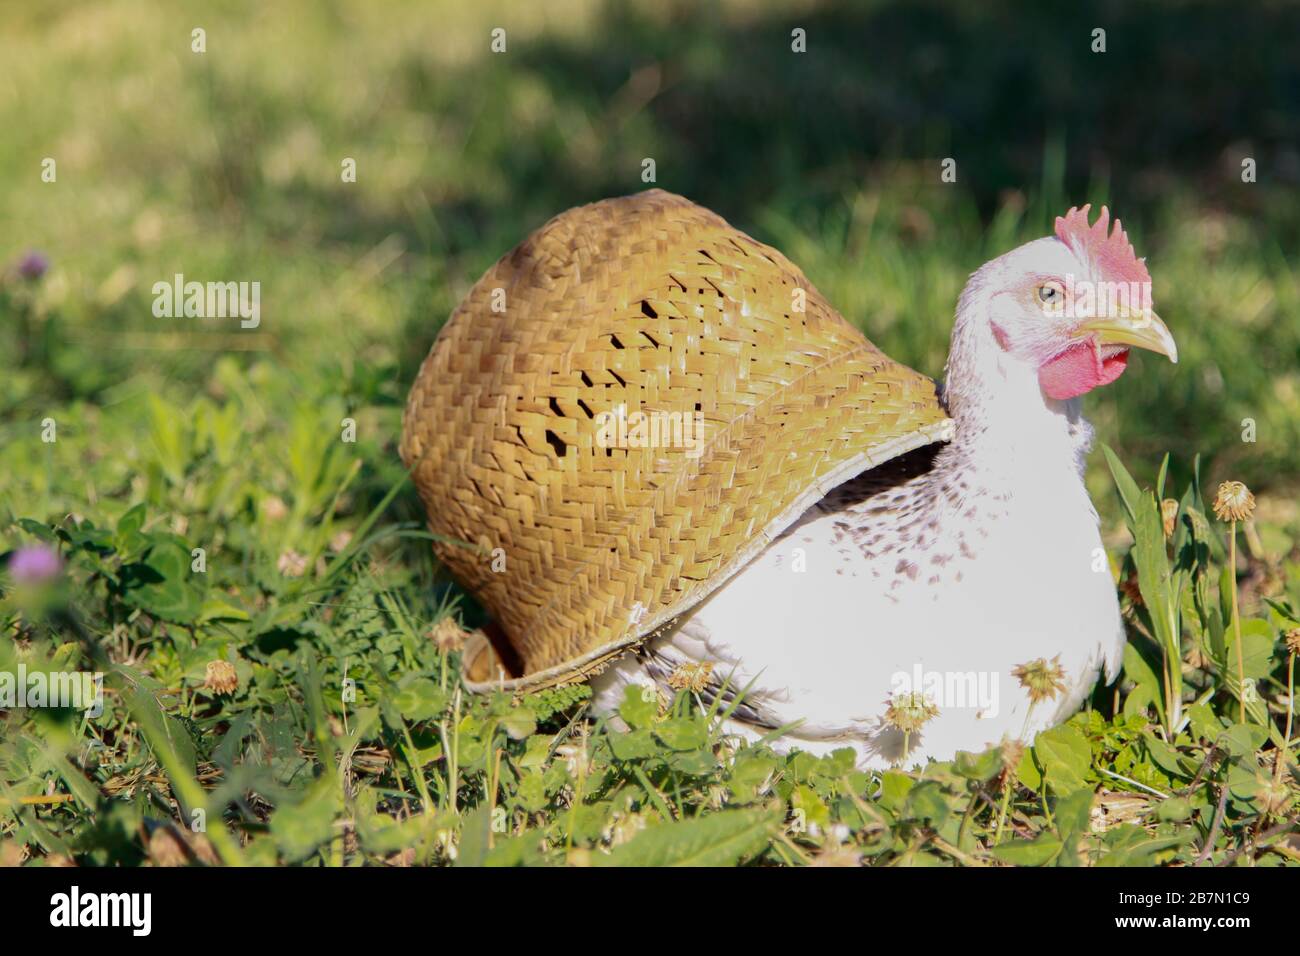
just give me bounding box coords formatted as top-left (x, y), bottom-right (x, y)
top-left (1074, 308), bottom-right (1178, 364)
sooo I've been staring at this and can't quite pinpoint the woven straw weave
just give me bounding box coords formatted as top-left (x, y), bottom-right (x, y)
top-left (400, 189), bottom-right (952, 691)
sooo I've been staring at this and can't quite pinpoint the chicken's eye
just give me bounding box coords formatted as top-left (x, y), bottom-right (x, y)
top-left (1036, 282), bottom-right (1065, 311)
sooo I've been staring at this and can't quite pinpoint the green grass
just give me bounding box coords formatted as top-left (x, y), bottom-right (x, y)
top-left (1, 0), bottom-right (1298, 866)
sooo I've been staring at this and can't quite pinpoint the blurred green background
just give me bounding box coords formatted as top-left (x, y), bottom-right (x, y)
top-left (2, 0), bottom-right (1298, 543)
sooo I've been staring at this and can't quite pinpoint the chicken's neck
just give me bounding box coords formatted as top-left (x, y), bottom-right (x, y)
top-left (919, 283), bottom-right (1096, 531)
top-left (832, 281), bottom-right (1100, 566)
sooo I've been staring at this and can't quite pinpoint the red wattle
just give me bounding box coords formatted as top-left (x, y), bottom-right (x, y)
top-left (1038, 343), bottom-right (1129, 400)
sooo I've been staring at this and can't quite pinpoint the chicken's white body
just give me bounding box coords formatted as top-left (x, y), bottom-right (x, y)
top-left (592, 240), bottom-right (1140, 768)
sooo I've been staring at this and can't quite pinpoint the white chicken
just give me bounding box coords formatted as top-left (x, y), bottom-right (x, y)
top-left (591, 206), bottom-right (1177, 768)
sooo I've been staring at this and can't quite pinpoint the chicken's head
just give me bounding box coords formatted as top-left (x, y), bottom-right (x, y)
top-left (978, 205), bottom-right (1177, 401)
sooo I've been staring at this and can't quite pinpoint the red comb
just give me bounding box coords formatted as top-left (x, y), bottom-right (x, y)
top-left (1054, 205), bottom-right (1151, 304)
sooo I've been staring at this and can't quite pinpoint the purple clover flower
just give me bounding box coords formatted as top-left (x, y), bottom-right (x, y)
top-left (15, 251), bottom-right (50, 281)
top-left (8, 545), bottom-right (62, 584)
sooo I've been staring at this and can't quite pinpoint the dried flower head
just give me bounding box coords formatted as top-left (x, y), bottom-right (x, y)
top-left (1212, 481), bottom-right (1255, 523)
top-left (555, 740), bottom-right (590, 779)
top-left (277, 549), bottom-right (308, 577)
top-left (1119, 569), bottom-right (1143, 608)
top-left (1161, 498), bottom-right (1179, 538)
top-left (262, 496), bottom-right (289, 521)
top-left (1012, 655), bottom-right (1068, 705)
top-left (884, 691), bottom-right (939, 734)
top-left (429, 616), bottom-right (468, 654)
top-left (667, 660), bottom-right (715, 694)
top-left (607, 811), bottom-right (648, 848)
top-left (203, 659), bottom-right (239, 696)
top-left (996, 738), bottom-right (1025, 790)
top-left (1285, 628), bottom-right (1300, 656)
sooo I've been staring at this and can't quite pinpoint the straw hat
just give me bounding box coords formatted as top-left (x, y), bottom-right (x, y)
top-left (400, 189), bottom-right (952, 693)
